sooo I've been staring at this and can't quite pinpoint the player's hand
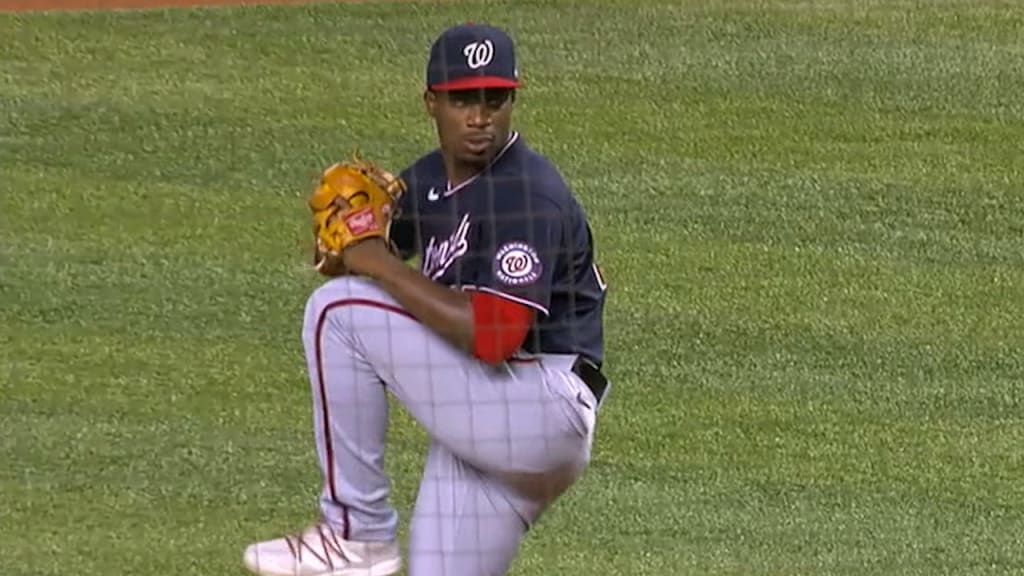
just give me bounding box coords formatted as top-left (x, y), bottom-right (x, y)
top-left (341, 237), bottom-right (396, 279)
top-left (314, 248), bottom-right (348, 277)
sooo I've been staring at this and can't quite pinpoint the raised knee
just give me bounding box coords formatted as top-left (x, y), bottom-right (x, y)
top-left (307, 276), bottom-right (389, 311)
top-left (321, 275), bottom-right (384, 297)
top-left (303, 276), bottom-right (397, 334)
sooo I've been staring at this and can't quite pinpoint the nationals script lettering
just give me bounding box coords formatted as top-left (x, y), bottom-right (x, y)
top-left (422, 213), bottom-right (471, 280)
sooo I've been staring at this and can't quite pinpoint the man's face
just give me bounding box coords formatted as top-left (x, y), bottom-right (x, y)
top-left (425, 88), bottom-right (515, 167)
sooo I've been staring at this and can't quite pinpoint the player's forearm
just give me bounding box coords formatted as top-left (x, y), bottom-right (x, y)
top-left (365, 256), bottom-right (475, 353)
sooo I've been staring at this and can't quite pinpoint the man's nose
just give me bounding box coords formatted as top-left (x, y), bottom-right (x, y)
top-left (466, 103), bottom-right (492, 126)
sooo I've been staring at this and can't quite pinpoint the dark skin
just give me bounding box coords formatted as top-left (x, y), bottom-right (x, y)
top-left (332, 87), bottom-right (521, 358)
top-left (427, 87), bottom-right (516, 186)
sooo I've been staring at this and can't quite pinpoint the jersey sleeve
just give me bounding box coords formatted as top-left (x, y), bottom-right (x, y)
top-left (388, 168), bottom-right (420, 261)
top-left (473, 194), bottom-right (563, 316)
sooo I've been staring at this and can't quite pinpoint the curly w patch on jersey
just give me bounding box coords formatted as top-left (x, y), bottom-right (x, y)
top-left (495, 242), bottom-right (542, 286)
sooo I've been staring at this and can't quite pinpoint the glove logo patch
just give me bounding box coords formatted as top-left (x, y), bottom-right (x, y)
top-left (344, 207), bottom-right (379, 235)
top-left (496, 242), bottom-right (542, 286)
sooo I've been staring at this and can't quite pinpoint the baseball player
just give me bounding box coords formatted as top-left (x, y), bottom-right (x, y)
top-left (243, 22), bottom-right (609, 576)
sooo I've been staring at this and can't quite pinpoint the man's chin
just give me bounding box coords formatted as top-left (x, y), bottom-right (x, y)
top-left (458, 150), bottom-right (494, 167)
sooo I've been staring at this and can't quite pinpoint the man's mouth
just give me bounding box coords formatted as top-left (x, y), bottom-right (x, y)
top-left (464, 134), bottom-right (494, 154)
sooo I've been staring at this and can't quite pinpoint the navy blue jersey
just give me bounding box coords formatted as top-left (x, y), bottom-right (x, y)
top-left (389, 132), bottom-right (608, 365)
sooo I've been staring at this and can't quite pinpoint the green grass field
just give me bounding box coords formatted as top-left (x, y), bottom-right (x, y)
top-left (2, 0), bottom-right (1023, 574)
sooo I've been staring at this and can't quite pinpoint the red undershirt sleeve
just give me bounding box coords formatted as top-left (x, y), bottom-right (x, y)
top-left (470, 291), bottom-right (535, 364)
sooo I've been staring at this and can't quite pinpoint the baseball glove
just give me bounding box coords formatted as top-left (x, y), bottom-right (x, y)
top-left (308, 151), bottom-right (407, 276)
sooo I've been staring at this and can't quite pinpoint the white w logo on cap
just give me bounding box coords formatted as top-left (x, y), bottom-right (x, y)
top-left (463, 40), bottom-right (494, 69)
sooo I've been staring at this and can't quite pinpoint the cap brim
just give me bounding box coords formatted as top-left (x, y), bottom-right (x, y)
top-left (430, 76), bottom-right (522, 91)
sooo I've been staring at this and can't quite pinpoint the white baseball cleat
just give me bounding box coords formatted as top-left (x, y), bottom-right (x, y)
top-left (242, 523), bottom-right (401, 576)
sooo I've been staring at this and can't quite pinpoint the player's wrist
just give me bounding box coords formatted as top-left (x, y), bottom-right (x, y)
top-left (340, 238), bottom-right (393, 278)
top-left (355, 241), bottom-right (406, 280)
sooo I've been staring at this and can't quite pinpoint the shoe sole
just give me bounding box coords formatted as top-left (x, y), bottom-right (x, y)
top-left (243, 555), bottom-right (401, 576)
top-left (367, 557), bottom-right (402, 576)
top-left (324, 557), bottom-right (402, 576)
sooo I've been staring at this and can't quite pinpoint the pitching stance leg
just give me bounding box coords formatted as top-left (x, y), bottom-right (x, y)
top-left (304, 276), bottom-right (598, 575)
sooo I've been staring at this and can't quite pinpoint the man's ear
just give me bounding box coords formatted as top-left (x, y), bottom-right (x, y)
top-left (423, 90), bottom-right (437, 117)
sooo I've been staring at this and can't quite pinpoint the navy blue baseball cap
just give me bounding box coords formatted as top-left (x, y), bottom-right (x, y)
top-left (426, 22), bottom-right (522, 91)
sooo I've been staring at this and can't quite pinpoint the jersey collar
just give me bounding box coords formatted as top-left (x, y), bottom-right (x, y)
top-left (443, 131), bottom-right (520, 197)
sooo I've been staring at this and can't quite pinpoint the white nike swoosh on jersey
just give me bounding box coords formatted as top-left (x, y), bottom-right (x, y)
top-left (427, 187), bottom-right (440, 201)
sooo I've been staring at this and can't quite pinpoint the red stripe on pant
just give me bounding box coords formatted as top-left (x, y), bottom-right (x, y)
top-left (314, 298), bottom-right (414, 540)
